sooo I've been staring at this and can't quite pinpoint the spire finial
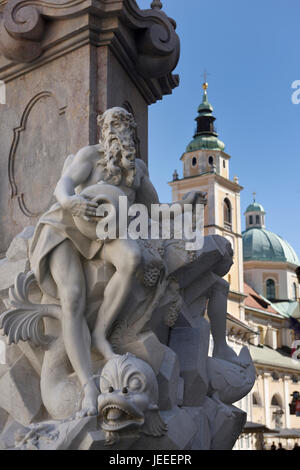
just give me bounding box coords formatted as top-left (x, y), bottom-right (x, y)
top-left (151, 0), bottom-right (163, 10)
top-left (202, 70), bottom-right (209, 92)
top-left (253, 191), bottom-right (256, 202)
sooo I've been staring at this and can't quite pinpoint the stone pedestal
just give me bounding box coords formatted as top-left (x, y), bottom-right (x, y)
top-left (0, 0), bottom-right (180, 253)
top-left (0, 1), bottom-right (255, 452)
top-left (0, 228), bottom-right (255, 450)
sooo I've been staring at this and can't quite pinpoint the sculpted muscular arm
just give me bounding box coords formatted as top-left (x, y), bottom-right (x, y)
top-left (134, 159), bottom-right (160, 210)
top-left (54, 146), bottom-right (99, 219)
top-left (135, 159), bottom-right (207, 213)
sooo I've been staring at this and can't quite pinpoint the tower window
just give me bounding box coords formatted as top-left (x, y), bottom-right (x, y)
top-left (255, 215), bottom-right (260, 224)
top-left (266, 279), bottom-right (276, 300)
top-left (249, 215), bottom-right (253, 225)
top-left (208, 156), bottom-right (214, 165)
top-left (271, 394), bottom-right (282, 407)
top-left (223, 160), bottom-right (226, 168)
top-left (293, 282), bottom-right (297, 301)
top-left (271, 394), bottom-right (283, 428)
top-left (192, 157), bottom-right (197, 167)
top-left (223, 198), bottom-right (232, 230)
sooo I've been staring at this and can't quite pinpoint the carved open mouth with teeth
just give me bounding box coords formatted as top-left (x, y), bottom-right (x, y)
top-left (99, 400), bottom-right (145, 432)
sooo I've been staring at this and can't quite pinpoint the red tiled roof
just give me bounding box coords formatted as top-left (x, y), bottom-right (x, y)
top-left (244, 282), bottom-right (278, 314)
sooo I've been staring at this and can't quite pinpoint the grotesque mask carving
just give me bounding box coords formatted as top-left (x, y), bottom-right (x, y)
top-left (98, 354), bottom-right (167, 445)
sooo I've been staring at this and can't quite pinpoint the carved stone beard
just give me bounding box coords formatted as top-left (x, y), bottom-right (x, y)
top-left (100, 133), bottom-right (136, 187)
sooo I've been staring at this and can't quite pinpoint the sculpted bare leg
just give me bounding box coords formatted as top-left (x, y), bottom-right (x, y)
top-left (49, 240), bottom-right (99, 416)
top-left (207, 278), bottom-right (241, 365)
top-left (92, 238), bottom-right (141, 359)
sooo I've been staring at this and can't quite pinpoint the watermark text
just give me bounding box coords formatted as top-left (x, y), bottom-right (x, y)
top-left (94, 197), bottom-right (205, 251)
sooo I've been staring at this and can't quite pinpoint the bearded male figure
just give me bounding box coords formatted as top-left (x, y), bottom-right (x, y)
top-left (29, 108), bottom-right (138, 415)
top-left (29, 107), bottom-right (197, 416)
top-left (28, 106), bottom-right (239, 419)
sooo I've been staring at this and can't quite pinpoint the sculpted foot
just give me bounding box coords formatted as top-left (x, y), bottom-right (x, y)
top-left (213, 344), bottom-right (247, 368)
top-left (76, 382), bottom-right (99, 418)
top-left (92, 334), bottom-right (118, 361)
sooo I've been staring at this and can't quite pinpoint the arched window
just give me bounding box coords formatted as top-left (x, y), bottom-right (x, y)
top-left (252, 392), bottom-right (261, 406)
top-left (223, 198), bottom-right (232, 229)
top-left (266, 279), bottom-right (276, 300)
top-left (271, 394), bottom-right (282, 407)
top-left (255, 215), bottom-right (260, 224)
top-left (293, 282), bottom-right (297, 301)
top-left (192, 156), bottom-right (197, 167)
top-left (271, 394), bottom-right (284, 429)
top-left (208, 156), bottom-right (214, 165)
top-left (249, 215), bottom-right (253, 225)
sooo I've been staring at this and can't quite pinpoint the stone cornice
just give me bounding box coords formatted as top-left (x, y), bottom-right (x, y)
top-left (255, 362), bottom-right (300, 374)
top-left (205, 224), bottom-right (243, 239)
top-left (226, 312), bottom-right (257, 334)
top-left (228, 289), bottom-right (247, 300)
top-left (243, 260), bottom-right (298, 271)
top-left (169, 173), bottom-right (243, 193)
top-left (0, 0), bottom-right (180, 104)
top-left (245, 305), bottom-right (285, 321)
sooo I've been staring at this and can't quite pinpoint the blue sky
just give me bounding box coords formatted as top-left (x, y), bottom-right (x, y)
top-left (137, 0), bottom-right (300, 258)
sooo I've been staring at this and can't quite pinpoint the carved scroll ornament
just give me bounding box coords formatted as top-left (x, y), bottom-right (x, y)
top-left (0, 0), bottom-right (180, 81)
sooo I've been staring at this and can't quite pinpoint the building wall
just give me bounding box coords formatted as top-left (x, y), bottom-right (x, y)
top-left (169, 105), bottom-right (300, 450)
top-left (170, 163), bottom-right (244, 322)
top-left (244, 262), bottom-right (299, 301)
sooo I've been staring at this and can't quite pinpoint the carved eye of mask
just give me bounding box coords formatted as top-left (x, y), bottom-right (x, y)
top-left (127, 374), bottom-right (145, 392)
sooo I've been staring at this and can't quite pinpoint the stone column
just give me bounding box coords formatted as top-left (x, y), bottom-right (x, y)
top-left (0, 0), bottom-right (180, 253)
top-left (283, 375), bottom-right (291, 428)
top-left (263, 372), bottom-right (271, 428)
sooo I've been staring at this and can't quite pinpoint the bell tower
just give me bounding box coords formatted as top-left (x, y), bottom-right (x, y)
top-left (169, 82), bottom-right (245, 320)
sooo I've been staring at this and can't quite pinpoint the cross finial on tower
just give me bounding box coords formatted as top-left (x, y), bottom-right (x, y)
top-left (151, 0), bottom-right (163, 10)
top-left (253, 192), bottom-right (256, 202)
top-left (202, 70), bottom-right (210, 91)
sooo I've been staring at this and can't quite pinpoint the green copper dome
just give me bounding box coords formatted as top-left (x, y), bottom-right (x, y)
top-left (186, 87), bottom-right (226, 153)
top-left (245, 202), bottom-right (265, 213)
top-left (243, 228), bottom-right (300, 265)
top-left (186, 135), bottom-right (225, 152)
top-left (197, 93), bottom-right (213, 115)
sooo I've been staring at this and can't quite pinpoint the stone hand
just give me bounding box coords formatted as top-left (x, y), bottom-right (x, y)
top-left (62, 195), bottom-right (99, 220)
top-left (182, 191), bottom-right (207, 206)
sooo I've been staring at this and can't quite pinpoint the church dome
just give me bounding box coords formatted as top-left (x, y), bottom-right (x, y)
top-left (243, 227), bottom-right (300, 265)
top-left (186, 134), bottom-right (225, 152)
top-left (245, 202), bottom-right (265, 213)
